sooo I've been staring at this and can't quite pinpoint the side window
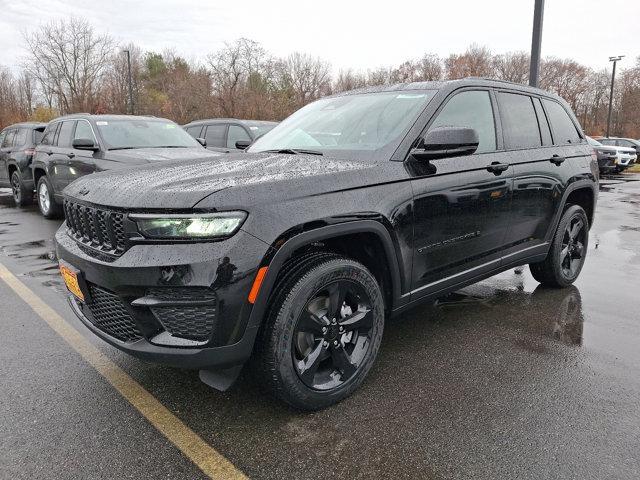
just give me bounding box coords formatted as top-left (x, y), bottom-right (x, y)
top-left (74, 121), bottom-right (96, 143)
top-left (599, 138), bottom-right (614, 146)
top-left (227, 125), bottom-right (251, 149)
top-left (542, 99), bottom-right (581, 145)
top-left (618, 139), bottom-right (633, 148)
top-left (1, 130), bottom-right (14, 148)
top-left (430, 90), bottom-right (496, 153)
top-left (204, 124), bottom-right (226, 148)
top-left (497, 92), bottom-right (541, 149)
top-left (33, 128), bottom-right (45, 145)
top-left (185, 126), bottom-right (202, 138)
top-left (57, 121), bottom-right (76, 148)
top-left (42, 122), bottom-right (60, 145)
top-left (533, 98), bottom-right (552, 146)
top-left (14, 128), bottom-right (28, 146)
top-left (40, 124), bottom-right (56, 146)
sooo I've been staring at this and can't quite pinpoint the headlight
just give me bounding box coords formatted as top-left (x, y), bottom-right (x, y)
top-left (130, 212), bottom-right (247, 239)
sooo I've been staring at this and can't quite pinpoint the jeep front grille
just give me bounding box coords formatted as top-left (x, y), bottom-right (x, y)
top-left (64, 200), bottom-right (127, 255)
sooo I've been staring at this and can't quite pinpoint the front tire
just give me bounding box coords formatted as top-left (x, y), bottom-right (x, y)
top-left (529, 205), bottom-right (589, 288)
top-left (11, 171), bottom-right (33, 207)
top-left (36, 176), bottom-right (63, 219)
top-left (253, 254), bottom-right (384, 410)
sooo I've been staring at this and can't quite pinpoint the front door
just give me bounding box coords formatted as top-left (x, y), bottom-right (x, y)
top-left (409, 89), bottom-right (513, 297)
top-left (67, 120), bottom-right (97, 186)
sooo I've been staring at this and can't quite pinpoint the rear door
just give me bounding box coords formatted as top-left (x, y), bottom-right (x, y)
top-left (203, 123), bottom-right (229, 153)
top-left (67, 120), bottom-right (97, 185)
top-left (0, 129), bottom-right (16, 185)
top-left (410, 88), bottom-right (513, 297)
top-left (502, 93), bottom-right (587, 260)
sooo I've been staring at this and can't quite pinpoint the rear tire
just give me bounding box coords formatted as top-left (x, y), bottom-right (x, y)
top-left (36, 176), bottom-right (63, 219)
top-left (253, 254), bottom-right (384, 410)
top-left (529, 205), bottom-right (589, 288)
top-left (11, 171), bottom-right (33, 207)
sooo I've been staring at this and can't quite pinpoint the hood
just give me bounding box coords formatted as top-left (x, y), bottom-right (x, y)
top-left (103, 147), bottom-right (221, 167)
top-left (593, 145), bottom-right (617, 153)
top-left (63, 152), bottom-right (373, 209)
top-left (612, 146), bottom-right (636, 154)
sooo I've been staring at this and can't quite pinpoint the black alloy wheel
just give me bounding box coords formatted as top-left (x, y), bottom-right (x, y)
top-left (253, 253), bottom-right (384, 410)
top-left (530, 204), bottom-right (589, 288)
top-left (11, 171), bottom-right (32, 206)
top-left (559, 216), bottom-right (586, 279)
top-left (292, 279), bottom-right (374, 390)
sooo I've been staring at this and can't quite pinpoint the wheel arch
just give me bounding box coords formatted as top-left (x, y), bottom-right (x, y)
top-left (247, 220), bottom-right (404, 329)
top-left (562, 182), bottom-right (596, 227)
top-left (33, 165), bottom-right (47, 187)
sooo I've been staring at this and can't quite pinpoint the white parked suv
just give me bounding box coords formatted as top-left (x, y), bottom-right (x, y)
top-left (598, 137), bottom-right (639, 172)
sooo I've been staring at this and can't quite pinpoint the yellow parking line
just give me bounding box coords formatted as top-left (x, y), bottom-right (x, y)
top-left (0, 262), bottom-right (248, 480)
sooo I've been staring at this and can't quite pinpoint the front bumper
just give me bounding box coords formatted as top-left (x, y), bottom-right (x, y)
top-left (55, 225), bottom-right (271, 369)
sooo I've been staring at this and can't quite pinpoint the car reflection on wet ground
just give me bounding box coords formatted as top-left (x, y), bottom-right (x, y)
top-left (0, 174), bottom-right (639, 480)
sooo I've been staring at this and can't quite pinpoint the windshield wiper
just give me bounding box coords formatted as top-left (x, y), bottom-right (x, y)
top-left (263, 148), bottom-right (323, 156)
top-left (108, 147), bottom-right (140, 151)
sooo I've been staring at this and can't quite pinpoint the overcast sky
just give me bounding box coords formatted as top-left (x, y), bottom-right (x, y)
top-left (1, 0), bottom-right (638, 73)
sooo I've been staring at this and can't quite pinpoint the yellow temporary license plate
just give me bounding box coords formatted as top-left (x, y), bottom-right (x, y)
top-left (59, 264), bottom-right (84, 302)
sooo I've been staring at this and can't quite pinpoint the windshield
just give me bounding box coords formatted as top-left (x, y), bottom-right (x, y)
top-left (586, 136), bottom-right (602, 147)
top-left (96, 119), bottom-right (201, 150)
top-left (247, 91), bottom-right (436, 159)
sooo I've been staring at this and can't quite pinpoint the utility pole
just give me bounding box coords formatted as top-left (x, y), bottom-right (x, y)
top-left (606, 55), bottom-right (624, 138)
top-left (124, 49), bottom-right (135, 115)
top-left (528, 0), bottom-right (545, 87)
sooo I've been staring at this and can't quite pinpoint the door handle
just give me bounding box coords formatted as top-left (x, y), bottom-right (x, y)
top-left (550, 154), bottom-right (565, 165)
top-left (486, 162), bottom-right (509, 174)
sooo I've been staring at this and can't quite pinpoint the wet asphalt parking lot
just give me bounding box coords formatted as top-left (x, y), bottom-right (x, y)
top-left (1, 174), bottom-right (639, 480)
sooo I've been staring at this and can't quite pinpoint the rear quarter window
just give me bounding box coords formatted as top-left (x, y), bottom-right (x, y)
top-left (542, 99), bottom-right (581, 145)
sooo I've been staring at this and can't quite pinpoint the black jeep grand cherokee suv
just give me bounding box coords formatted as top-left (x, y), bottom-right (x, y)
top-left (56, 78), bottom-right (598, 410)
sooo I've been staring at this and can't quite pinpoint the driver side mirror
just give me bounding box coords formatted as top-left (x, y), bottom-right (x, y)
top-left (411, 126), bottom-right (479, 161)
top-left (196, 137), bottom-right (207, 147)
top-left (72, 138), bottom-right (99, 151)
top-left (235, 140), bottom-right (251, 150)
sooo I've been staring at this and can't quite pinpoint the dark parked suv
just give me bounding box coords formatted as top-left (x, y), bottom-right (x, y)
top-left (55, 79), bottom-right (597, 410)
top-left (0, 122), bottom-right (46, 206)
top-left (183, 118), bottom-right (277, 152)
top-left (32, 114), bottom-right (219, 218)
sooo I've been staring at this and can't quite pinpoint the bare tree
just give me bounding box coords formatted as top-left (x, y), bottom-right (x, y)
top-left (493, 52), bottom-right (530, 84)
top-left (280, 52), bottom-right (331, 108)
top-left (207, 38), bottom-right (266, 117)
top-left (417, 54), bottom-right (443, 81)
top-left (22, 17), bottom-right (115, 114)
top-left (445, 44), bottom-right (494, 79)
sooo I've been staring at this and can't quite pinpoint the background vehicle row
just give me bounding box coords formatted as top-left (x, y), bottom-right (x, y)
top-left (183, 118), bottom-right (277, 152)
top-left (0, 122), bottom-right (46, 206)
top-left (31, 114), bottom-right (220, 218)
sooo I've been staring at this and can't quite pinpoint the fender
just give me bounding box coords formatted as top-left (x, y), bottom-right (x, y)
top-left (246, 219), bottom-right (404, 329)
top-left (545, 176), bottom-right (598, 243)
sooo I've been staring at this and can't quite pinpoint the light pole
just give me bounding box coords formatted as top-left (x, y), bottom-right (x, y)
top-left (528, 0), bottom-right (545, 87)
top-left (606, 55), bottom-right (624, 138)
top-left (123, 49), bottom-right (135, 115)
